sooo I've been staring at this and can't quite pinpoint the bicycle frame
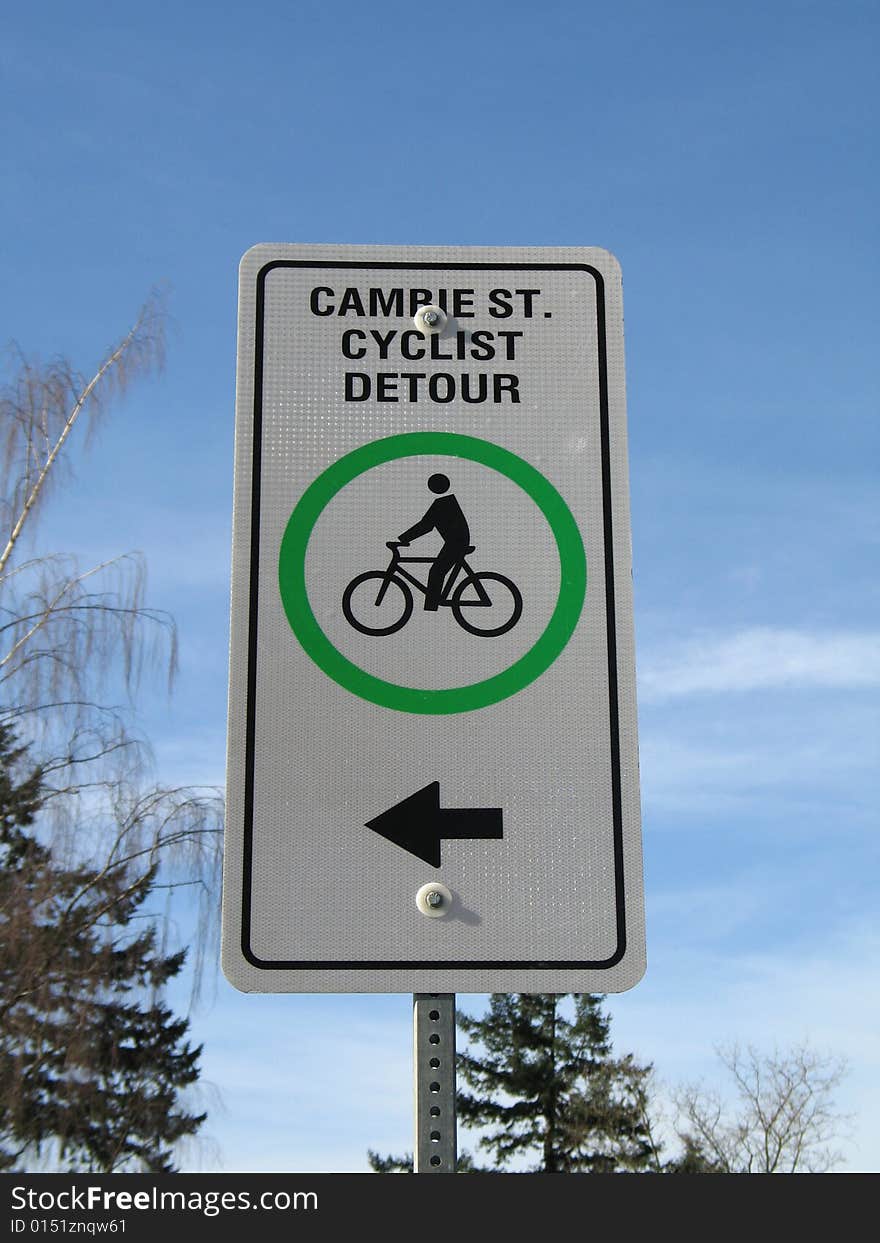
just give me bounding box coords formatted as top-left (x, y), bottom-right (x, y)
top-left (376, 543), bottom-right (492, 608)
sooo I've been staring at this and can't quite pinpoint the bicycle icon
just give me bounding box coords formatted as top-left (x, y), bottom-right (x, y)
top-left (342, 541), bottom-right (523, 638)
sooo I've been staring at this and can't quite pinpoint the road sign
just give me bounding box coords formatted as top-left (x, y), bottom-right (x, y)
top-left (222, 244), bottom-right (645, 993)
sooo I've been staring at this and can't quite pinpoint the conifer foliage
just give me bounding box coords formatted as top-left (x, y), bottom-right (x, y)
top-left (457, 994), bottom-right (656, 1172)
top-left (0, 724), bottom-right (205, 1172)
top-left (368, 995), bottom-right (849, 1174)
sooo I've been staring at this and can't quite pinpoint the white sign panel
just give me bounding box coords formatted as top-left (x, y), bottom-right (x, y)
top-left (222, 243), bottom-right (645, 993)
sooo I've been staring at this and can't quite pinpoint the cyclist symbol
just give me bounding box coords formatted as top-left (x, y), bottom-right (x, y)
top-left (341, 474), bottom-right (523, 638)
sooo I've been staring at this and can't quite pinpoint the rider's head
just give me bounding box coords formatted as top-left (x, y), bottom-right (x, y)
top-left (428, 473), bottom-right (450, 494)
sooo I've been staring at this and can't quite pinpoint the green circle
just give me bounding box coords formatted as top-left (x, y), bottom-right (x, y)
top-left (278, 433), bottom-right (586, 714)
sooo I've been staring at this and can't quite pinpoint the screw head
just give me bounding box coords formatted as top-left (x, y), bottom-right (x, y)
top-left (414, 305), bottom-right (446, 334)
top-left (416, 880), bottom-right (453, 917)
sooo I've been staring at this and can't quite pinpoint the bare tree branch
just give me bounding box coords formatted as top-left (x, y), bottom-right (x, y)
top-left (0, 291), bottom-right (166, 577)
top-left (672, 1042), bottom-right (850, 1173)
top-left (0, 292), bottom-right (221, 1001)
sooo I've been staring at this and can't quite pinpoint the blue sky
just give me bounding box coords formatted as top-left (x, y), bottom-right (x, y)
top-left (3, 0), bottom-right (878, 1171)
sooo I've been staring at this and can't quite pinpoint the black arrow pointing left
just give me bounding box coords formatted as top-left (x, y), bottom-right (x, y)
top-left (366, 781), bottom-right (503, 868)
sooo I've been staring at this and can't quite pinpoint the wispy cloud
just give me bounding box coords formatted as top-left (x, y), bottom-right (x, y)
top-left (638, 709), bottom-right (878, 819)
top-left (639, 627), bottom-right (880, 702)
top-left (608, 917), bottom-right (880, 1171)
top-left (187, 994), bottom-right (413, 1172)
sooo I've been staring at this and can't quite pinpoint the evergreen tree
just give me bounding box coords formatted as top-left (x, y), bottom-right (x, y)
top-left (366, 1148), bottom-right (481, 1173)
top-left (661, 1135), bottom-right (723, 1173)
top-left (0, 724), bottom-right (205, 1172)
top-left (457, 994), bottom-right (658, 1172)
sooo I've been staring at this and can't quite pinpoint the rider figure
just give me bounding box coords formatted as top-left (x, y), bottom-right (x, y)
top-left (398, 474), bottom-right (470, 611)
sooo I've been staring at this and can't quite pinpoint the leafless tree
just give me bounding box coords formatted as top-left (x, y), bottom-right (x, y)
top-left (0, 293), bottom-right (223, 986)
top-left (672, 1042), bottom-right (850, 1173)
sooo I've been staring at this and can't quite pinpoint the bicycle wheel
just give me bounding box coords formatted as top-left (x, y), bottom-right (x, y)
top-left (451, 572), bottom-right (522, 637)
top-left (342, 571), bottom-right (413, 636)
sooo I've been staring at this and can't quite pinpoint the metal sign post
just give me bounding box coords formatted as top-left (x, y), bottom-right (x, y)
top-left (413, 993), bottom-right (456, 1173)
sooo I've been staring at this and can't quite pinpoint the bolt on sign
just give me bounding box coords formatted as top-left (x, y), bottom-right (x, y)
top-left (222, 244), bottom-right (645, 993)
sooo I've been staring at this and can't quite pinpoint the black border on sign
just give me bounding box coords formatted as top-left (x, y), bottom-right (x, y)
top-left (240, 260), bottom-right (626, 973)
